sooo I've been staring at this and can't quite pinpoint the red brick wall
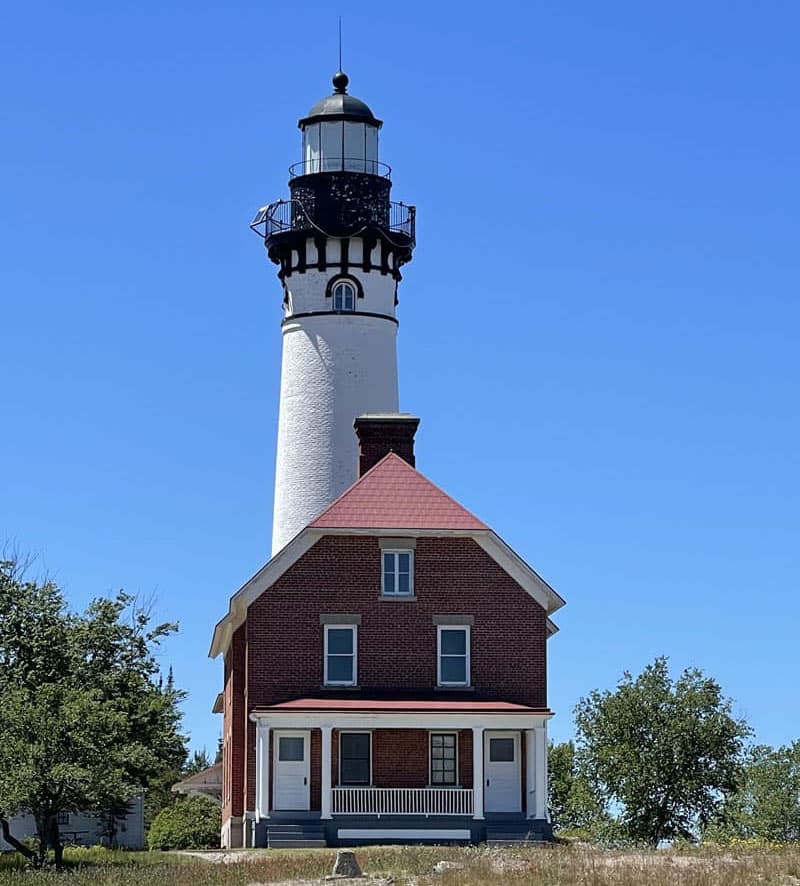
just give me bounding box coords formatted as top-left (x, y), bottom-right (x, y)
top-left (245, 535), bottom-right (548, 708)
top-left (223, 625), bottom-right (246, 822)
top-left (373, 730), bottom-right (428, 786)
top-left (458, 730), bottom-right (473, 789)
top-left (238, 535), bottom-right (548, 812)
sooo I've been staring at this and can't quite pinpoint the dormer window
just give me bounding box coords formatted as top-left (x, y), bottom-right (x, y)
top-left (382, 549), bottom-right (413, 596)
top-left (332, 280), bottom-right (356, 312)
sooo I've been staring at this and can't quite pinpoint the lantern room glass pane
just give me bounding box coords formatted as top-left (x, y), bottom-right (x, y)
top-left (321, 121), bottom-right (342, 171)
top-left (343, 122), bottom-right (365, 172)
top-left (365, 126), bottom-right (378, 174)
top-left (303, 123), bottom-right (321, 174)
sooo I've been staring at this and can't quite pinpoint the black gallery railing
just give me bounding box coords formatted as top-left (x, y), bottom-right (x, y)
top-left (250, 199), bottom-right (415, 244)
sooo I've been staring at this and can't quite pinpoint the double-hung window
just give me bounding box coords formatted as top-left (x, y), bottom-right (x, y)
top-left (437, 625), bottom-right (470, 687)
top-left (324, 625), bottom-right (357, 686)
top-left (430, 732), bottom-right (458, 786)
top-left (382, 549), bottom-right (413, 596)
top-left (339, 732), bottom-right (371, 785)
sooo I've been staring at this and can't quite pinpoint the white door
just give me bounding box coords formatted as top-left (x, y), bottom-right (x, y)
top-left (484, 731), bottom-right (521, 813)
top-left (273, 730), bottom-right (310, 810)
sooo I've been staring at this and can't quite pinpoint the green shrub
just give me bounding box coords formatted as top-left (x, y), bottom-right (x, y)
top-left (147, 796), bottom-right (220, 851)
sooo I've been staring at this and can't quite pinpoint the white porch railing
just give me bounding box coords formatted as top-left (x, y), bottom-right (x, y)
top-left (332, 787), bottom-right (473, 816)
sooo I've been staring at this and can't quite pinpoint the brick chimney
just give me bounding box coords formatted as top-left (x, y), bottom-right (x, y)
top-left (354, 414), bottom-right (420, 476)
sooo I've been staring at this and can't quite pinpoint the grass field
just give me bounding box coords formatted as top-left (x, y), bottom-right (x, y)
top-left (1, 843), bottom-right (799, 885)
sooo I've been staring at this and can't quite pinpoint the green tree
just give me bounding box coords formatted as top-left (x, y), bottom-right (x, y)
top-left (0, 557), bottom-right (187, 867)
top-left (548, 740), bottom-right (609, 835)
top-left (574, 656), bottom-right (750, 846)
top-left (706, 741), bottom-right (800, 843)
top-left (184, 748), bottom-right (213, 776)
top-left (148, 795), bottom-right (220, 850)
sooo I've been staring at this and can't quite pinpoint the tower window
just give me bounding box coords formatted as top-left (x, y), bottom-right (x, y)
top-left (332, 280), bottom-right (356, 312)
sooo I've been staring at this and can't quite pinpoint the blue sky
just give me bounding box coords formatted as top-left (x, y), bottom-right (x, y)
top-left (2, 1), bottom-right (798, 756)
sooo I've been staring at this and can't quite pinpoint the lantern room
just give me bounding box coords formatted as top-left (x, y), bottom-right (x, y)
top-left (294, 72), bottom-right (385, 177)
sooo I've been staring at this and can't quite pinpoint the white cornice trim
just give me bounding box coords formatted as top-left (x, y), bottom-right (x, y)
top-left (208, 529), bottom-right (323, 659)
top-left (248, 710), bottom-right (553, 730)
top-left (475, 532), bottom-right (566, 615)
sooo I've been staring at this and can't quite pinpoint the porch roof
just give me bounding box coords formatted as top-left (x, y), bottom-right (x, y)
top-left (252, 697), bottom-right (551, 715)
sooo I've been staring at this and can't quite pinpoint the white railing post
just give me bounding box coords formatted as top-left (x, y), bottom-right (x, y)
top-left (255, 721), bottom-right (270, 822)
top-left (472, 727), bottom-right (485, 820)
top-left (321, 725), bottom-right (333, 820)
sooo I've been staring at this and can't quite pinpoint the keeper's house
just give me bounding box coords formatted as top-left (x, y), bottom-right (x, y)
top-left (210, 418), bottom-right (564, 849)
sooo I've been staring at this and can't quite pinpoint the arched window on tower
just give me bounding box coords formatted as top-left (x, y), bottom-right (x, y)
top-left (332, 280), bottom-right (356, 312)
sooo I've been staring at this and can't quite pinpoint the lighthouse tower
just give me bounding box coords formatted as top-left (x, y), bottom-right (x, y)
top-left (251, 72), bottom-right (416, 554)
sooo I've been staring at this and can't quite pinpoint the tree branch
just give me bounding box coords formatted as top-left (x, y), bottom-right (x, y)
top-left (0, 811), bottom-right (37, 863)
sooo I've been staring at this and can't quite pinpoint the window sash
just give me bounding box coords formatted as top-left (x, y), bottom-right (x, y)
top-left (324, 625), bottom-right (357, 686)
top-left (437, 626), bottom-right (470, 686)
top-left (430, 732), bottom-right (458, 786)
top-left (382, 550), bottom-right (413, 596)
top-left (340, 732), bottom-right (371, 786)
top-left (333, 282), bottom-right (355, 311)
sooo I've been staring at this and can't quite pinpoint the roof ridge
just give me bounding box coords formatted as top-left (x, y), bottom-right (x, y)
top-left (309, 452), bottom-right (488, 531)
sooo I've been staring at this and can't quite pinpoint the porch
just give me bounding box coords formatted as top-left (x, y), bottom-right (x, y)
top-left (247, 698), bottom-right (552, 847)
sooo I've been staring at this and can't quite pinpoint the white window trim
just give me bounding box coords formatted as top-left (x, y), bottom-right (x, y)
top-left (381, 549), bottom-right (415, 596)
top-left (437, 624), bottom-right (471, 687)
top-left (324, 624), bottom-right (358, 687)
top-left (428, 731), bottom-right (460, 788)
top-left (338, 730), bottom-right (373, 787)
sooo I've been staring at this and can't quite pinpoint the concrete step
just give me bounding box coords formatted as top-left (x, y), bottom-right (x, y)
top-left (267, 824), bottom-right (325, 834)
top-left (266, 821), bottom-right (326, 849)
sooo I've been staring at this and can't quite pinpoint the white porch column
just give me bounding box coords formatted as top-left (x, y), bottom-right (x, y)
top-left (320, 725), bottom-right (333, 820)
top-left (534, 724), bottom-right (547, 820)
top-left (255, 721), bottom-right (270, 821)
top-left (472, 727), bottom-right (484, 820)
top-left (525, 729), bottom-right (536, 819)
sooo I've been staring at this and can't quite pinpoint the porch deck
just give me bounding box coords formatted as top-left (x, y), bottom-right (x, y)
top-left (258, 811), bottom-right (552, 848)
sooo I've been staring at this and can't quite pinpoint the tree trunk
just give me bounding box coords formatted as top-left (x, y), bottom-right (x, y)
top-left (35, 816), bottom-right (47, 866)
top-left (47, 815), bottom-right (63, 870)
top-left (0, 812), bottom-right (37, 864)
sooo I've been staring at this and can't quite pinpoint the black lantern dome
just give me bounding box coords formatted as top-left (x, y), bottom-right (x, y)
top-left (299, 72), bottom-right (382, 128)
top-left (294, 72), bottom-right (385, 178)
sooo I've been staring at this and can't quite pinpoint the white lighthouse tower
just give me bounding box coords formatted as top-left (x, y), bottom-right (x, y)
top-left (251, 72), bottom-right (416, 554)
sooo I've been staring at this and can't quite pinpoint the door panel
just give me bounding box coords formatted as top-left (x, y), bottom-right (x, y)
top-left (484, 731), bottom-right (521, 813)
top-left (273, 730), bottom-right (310, 810)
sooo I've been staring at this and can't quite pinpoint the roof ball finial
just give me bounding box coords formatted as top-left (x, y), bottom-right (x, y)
top-left (332, 71), bottom-right (349, 94)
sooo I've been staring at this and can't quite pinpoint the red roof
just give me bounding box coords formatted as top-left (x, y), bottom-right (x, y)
top-left (310, 453), bottom-right (488, 531)
top-left (255, 698), bottom-right (547, 714)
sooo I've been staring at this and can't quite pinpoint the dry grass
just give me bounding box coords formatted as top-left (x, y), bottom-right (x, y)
top-left (0, 843), bottom-right (799, 885)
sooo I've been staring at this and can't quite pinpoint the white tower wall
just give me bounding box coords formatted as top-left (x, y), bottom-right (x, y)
top-left (271, 237), bottom-right (400, 553)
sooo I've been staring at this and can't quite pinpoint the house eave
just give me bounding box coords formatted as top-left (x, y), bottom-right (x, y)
top-left (208, 528), bottom-right (324, 659)
top-left (209, 526), bottom-right (565, 659)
